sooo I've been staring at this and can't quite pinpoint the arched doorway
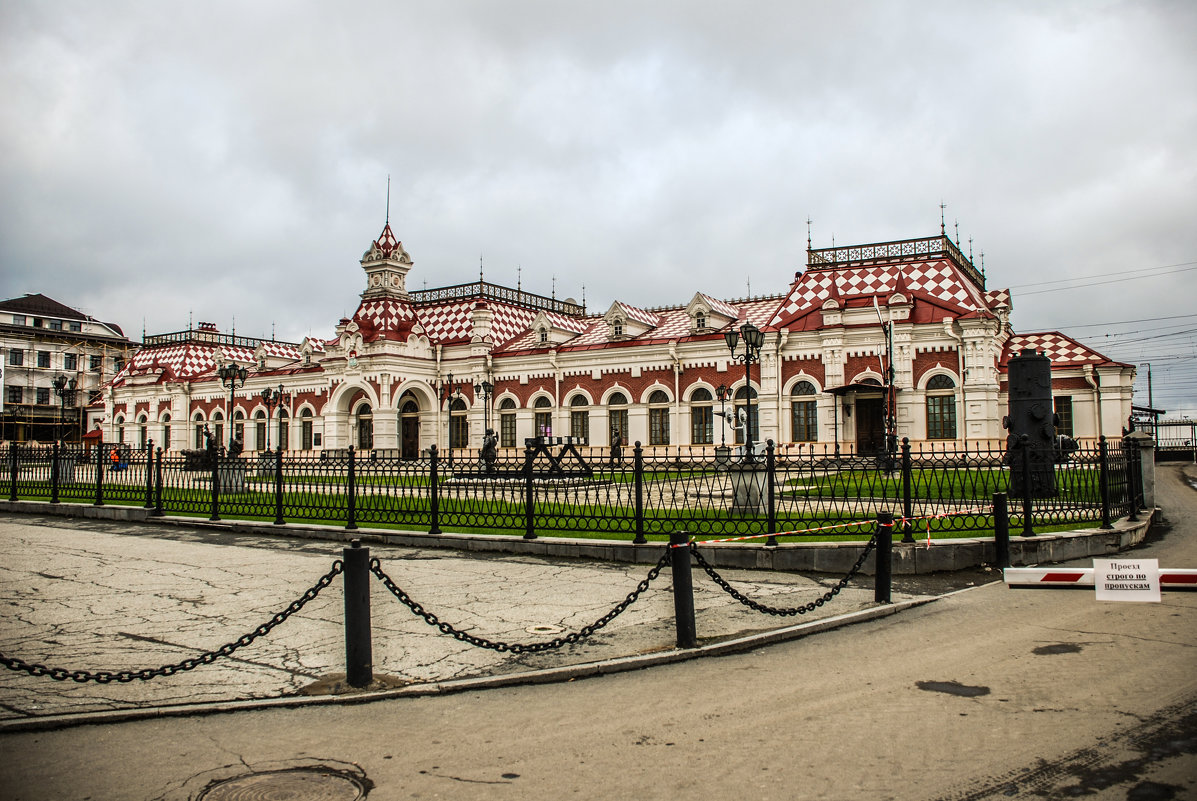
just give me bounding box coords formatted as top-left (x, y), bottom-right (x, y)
top-left (355, 403), bottom-right (374, 451)
top-left (399, 394), bottom-right (420, 459)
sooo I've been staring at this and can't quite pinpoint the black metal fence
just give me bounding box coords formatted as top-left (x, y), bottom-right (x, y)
top-left (5, 436), bottom-right (1140, 541)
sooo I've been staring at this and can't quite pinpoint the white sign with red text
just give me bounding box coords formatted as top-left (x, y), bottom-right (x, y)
top-left (1094, 558), bottom-right (1161, 602)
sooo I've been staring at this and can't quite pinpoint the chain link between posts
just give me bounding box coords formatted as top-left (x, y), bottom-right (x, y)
top-left (689, 535), bottom-right (879, 616)
top-left (0, 561), bottom-right (344, 684)
top-left (370, 550), bottom-right (672, 654)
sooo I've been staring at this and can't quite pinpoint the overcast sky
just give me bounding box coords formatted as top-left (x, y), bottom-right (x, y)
top-left (2, 1), bottom-right (1194, 413)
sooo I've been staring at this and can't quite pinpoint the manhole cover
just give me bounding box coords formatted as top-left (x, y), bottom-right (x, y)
top-left (197, 767), bottom-right (368, 800)
top-left (525, 624), bottom-right (564, 634)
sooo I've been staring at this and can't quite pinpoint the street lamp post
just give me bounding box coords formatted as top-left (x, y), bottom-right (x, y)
top-left (217, 363), bottom-right (248, 452)
top-left (474, 377), bottom-right (495, 433)
top-left (716, 384), bottom-right (730, 447)
top-left (259, 384), bottom-right (289, 452)
top-left (724, 323), bottom-right (766, 461)
top-left (51, 374), bottom-right (78, 445)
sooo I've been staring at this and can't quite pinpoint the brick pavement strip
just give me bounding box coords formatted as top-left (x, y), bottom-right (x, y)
top-left (0, 515), bottom-right (912, 720)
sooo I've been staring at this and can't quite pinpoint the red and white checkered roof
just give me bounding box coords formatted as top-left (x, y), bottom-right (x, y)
top-left (353, 297), bottom-right (419, 339)
top-left (1003, 332), bottom-right (1112, 367)
top-left (695, 293), bottom-right (740, 320)
top-left (768, 259), bottom-right (989, 327)
top-left (613, 301), bottom-right (662, 328)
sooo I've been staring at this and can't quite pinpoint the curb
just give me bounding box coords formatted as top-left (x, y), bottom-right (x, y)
top-left (0, 500), bottom-right (1155, 575)
top-left (0, 592), bottom-right (952, 733)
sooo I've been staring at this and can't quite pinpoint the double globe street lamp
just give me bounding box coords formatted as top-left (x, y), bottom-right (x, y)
top-left (217, 362), bottom-right (248, 451)
top-left (723, 322), bottom-right (765, 461)
top-left (259, 384), bottom-right (289, 452)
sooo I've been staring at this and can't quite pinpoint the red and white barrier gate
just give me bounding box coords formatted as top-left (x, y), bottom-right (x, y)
top-left (1004, 567), bottom-right (1197, 589)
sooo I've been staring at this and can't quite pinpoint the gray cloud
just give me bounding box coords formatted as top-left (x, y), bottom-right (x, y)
top-left (2, 0), bottom-right (1195, 409)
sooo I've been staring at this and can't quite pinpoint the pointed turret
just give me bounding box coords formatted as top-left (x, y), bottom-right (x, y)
top-left (360, 222), bottom-right (413, 300)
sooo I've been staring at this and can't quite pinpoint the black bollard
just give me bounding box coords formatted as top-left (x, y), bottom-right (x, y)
top-left (346, 445), bottom-right (358, 531)
top-left (900, 439), bottom-right (915, 543)
top-left (8, 441), bottom-right (17, 502)
top-left (522, 443), bottom-right (536, 540)
top-left (343, 539), bottom-right (373, 688)
top-left (154, 447), bottom-right (164, 516)
top-left (669, 530), bottom-right (697, 648)
top-left (993, 492), bottom-right (1010, 568)
top-left (144, 438), bottom-right (155, 509)
top-left (874, 512), bottom-right (893, 604)
top-left (273, 446), bottom-right (285, 525)
top-left (51, 441), bottom-right (60, 504)
top-left (94, 442), bottom-right (105, 507)
top-left (1098, 436), bottom-right (1112, 530)
top-left (633, 442), bottom-right (647, 544)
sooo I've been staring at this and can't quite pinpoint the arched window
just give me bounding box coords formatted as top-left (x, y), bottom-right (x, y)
top-left (193, 412), bottom-right (205, 449)
top-left (695, 312), bottom-right (706, 330)
top-left (690, 387), bottom-right (713, 445)
top-left (449, 397), bottom-right (468, 449)
top-left (498, 398), bottom-right (517, 447)
top-left (137, 414), bottom-right (148, 450)
top-left (114, 414), bottom-right (125, 444)
top-left (356, 404), bottom-right (374, 450)
top-left (161, 413), bottom-right (171, 451)
top-left (791, 380), bottom-right (818, 442)
top-left (569, 395), bottom-right (590, 443)
top-left (648, 390), bottom-right (670, 446)
top-left (612, 318), bottom-right (624, 338)
top-left (925, 375), bottom-right (957, 440)
top-left (538, 327), bottom-right (548, 344)
top-left (278, 408), bottom-right (289, 451)
top-left (211, 411), bottom-right (224, 449)
top-left (533, 396), bottom-right (552, 438)
top-left (733, 386), bottom-right (759, 445)
top-left (300, 407), bottom-right (314, 451)
top-left (254, 409), bottom-right (267, 452)
top-left (233, 409), bottom-right (245, 446)
top-left (608, 392), bottom-right (629, 444)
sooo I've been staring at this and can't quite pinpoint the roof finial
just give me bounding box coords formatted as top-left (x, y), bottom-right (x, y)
top-left (479, 253), bottom-right (484, 285)
top-left (940, 201), bottom-right (946, 236)
top-left (969, 236), bottom-right (974, 261)
top-left (385, 175), bottom-right (391, 225)
top-left (747, 276), bottom-right (752, 298)
top-left (142, 317), bottom-right (146, 340)
top-left (517, 265), bottom-right (521, 292)
top-left (980, 250), bottom-right (986, 277)
top-left (552, 274), bottom-right (556, 300)
top-left (954, 219), bottom-right (960, 244)
top-left (806, 216), bottom-right (813, 250)
top-left (582, 284), bottom-right (586, 313)
top-left (231, 315), bottom-right (236, 338)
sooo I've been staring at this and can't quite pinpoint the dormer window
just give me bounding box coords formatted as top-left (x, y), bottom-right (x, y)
top-left (695, 312), bottom-right (706, 331)
top-left (613, 319), bottom-right (624, 338)
top-left (538, 327), bottom-right (549, 344)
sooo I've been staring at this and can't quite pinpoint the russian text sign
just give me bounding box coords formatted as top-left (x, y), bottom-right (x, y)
top-left (1094, 558), bottom-right (1160, 602)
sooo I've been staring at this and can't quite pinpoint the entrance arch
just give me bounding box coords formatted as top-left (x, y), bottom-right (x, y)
top-left (398, 392), bottom-right (421, 459)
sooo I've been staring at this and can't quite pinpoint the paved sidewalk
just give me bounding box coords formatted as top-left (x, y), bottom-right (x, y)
top-left (0, 514), bottom-right (924, 722)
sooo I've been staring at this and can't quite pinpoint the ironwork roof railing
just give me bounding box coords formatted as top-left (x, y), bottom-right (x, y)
top-left (808, 235), bottom-right (985, 289)
top-left (410, 281), bottom-right (586, 317)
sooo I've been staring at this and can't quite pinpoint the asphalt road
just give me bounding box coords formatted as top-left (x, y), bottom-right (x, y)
top-left (1, 465), bottom-right (1194, 800)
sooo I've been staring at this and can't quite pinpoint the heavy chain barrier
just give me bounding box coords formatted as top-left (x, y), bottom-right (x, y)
top-left (690, 535), bottom-right (878, 617)
top-left (0, 561), bottom-right (344, 683)
top-left (370, 550), bottom-right (672, 654)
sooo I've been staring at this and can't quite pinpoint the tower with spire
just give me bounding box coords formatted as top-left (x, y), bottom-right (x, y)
top-left (360, 222), bottom-right (414, 300)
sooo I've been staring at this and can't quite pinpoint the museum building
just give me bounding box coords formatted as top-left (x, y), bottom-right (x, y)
top-left (102, 221), bottom-right (1136, 456)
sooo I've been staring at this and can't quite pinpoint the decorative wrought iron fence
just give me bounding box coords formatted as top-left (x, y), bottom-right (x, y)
top-left (4, 435), bottom-right (1138, 541)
